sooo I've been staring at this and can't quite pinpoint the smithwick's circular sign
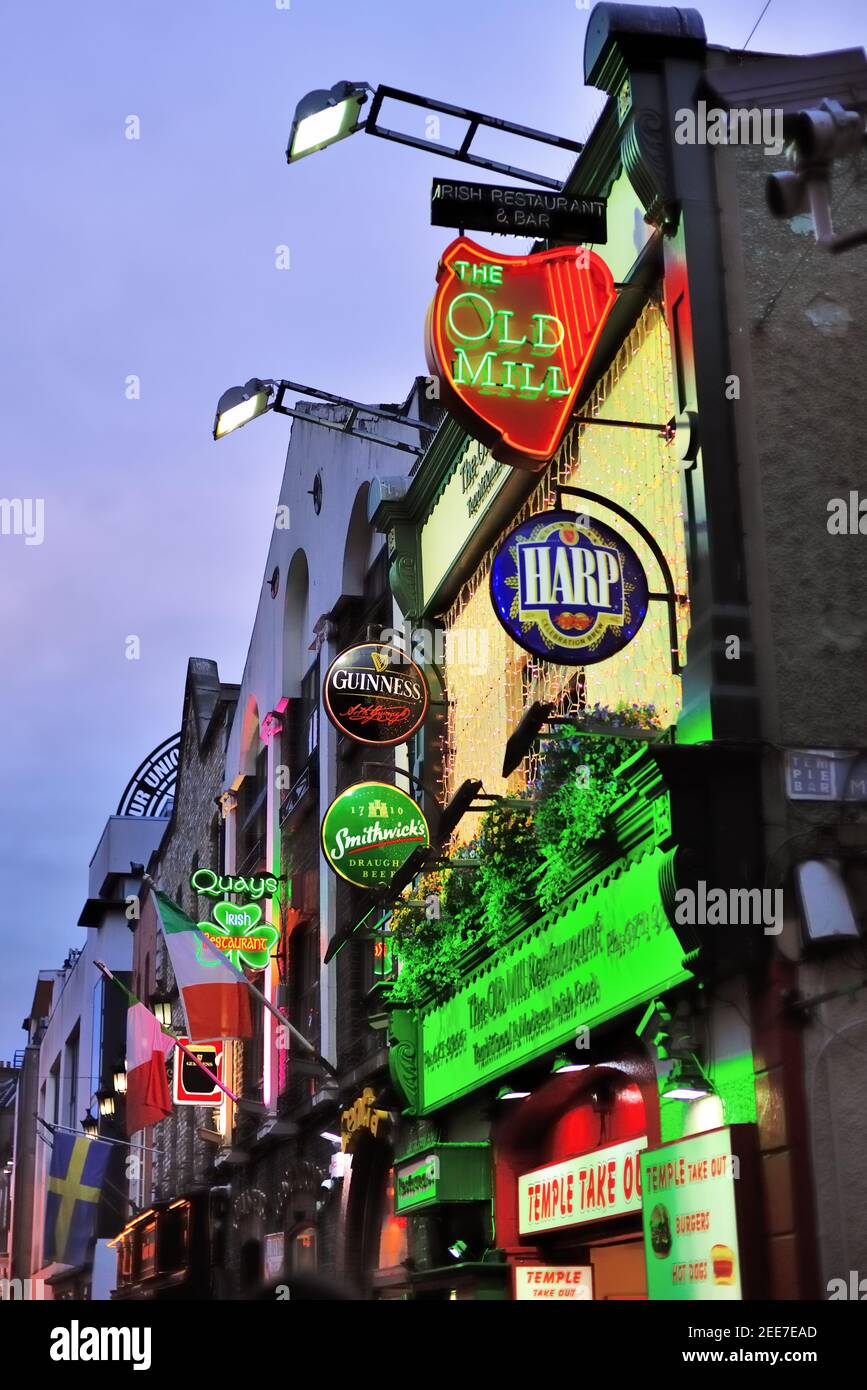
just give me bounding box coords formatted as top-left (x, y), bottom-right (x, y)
top-left (490, 509), bottom-right (649, 666)
top-left (321, 782), bottom-right (430, 889)
top-left (323, 643), bottom-right (429, 746)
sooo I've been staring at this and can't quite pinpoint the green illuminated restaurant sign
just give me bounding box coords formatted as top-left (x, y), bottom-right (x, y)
top-left (641, 1127), bottom-right (744, 1301)
top-left (416, 846), bottom-right (691, 1112)
top-left (394, 1143), bottom-right (491, 1214)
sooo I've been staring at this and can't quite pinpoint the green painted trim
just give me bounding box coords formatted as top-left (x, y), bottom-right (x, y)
top-left (394, 1141), bottom-right (489, 1167)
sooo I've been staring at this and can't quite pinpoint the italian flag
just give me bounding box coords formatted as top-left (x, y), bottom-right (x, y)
top-left (151, 890), bottom-right (254, 1041)
top-left (126, 1002), bottom-right (175, 1135)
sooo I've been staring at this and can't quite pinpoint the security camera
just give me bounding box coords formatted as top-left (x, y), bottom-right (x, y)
top-left (766, 169), bottom-right (810, 220)
top-left (766, 98), bottom-right (867, 251)
top-left (792, 99), bottom-right (865, 162)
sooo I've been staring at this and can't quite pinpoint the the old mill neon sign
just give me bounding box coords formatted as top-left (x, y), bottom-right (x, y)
top-left (425, 236), bottom-right (616, 471)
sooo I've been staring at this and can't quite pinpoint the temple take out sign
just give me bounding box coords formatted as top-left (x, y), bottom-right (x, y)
top-left (519, 1137), bottom-right (647, 1235)
top-left (425, 236), bottom-right (616, 471)
top-left (417, 846), bottom-right (691, 1111)
top-left (641, 1127), bottom-right (743, 1301)
top-left (514, 1266), bottom-right (593, 1301)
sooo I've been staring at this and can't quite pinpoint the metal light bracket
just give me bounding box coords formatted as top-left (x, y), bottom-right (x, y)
top-left (556, 485), bottom-right (686, 675)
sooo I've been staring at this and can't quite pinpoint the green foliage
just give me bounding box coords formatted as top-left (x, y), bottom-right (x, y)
top-left (384, 702), bottom-right (660, 1007)
top-left (386, 864), bottom-right (486, 1005)
top-left (533, 702), bottom-right (660, 908)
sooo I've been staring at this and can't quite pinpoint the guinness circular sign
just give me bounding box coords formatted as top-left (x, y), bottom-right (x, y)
top-left (323, 643), bottom-right (429, 746)
top-left (321, 782), bottom-right (430, 889)
top-left (490, 510), bottom-right (649, 665)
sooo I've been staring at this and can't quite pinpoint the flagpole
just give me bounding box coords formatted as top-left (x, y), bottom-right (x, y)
top-left (228, 958), bottom-right (339, 1079)
top-left (168, 900), bottom-right (339, 1080)
top-left (35, 1115), bottom-right (164, 1155)
top-left (94, 960), bottom-right (241, 1105)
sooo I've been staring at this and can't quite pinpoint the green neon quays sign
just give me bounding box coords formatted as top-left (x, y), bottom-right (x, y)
top-left (190, 868), bottom-right (279, 900)
top-left (416, 846), bottom-right (691, 1112)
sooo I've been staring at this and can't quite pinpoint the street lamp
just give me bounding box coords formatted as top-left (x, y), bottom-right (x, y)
top-left (213, 377), bottom-right (436, 455)
top-left (213, 378), bottom-right (274, 440)
top-left (287, 81), bottom-right (372, 163)
top-left (82, 1111), bottom-right (99, 1138)
top-left (150, 991), bottom-right (174, 1029)
top-left (97, 1089), bottom-right (116, 1119)
top-left (286, 81), bottom-right (583, 189)
top-left (113, 1058), bottom-right (128, 1095)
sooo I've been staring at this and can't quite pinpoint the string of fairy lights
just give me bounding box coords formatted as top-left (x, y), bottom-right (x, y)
top-left (440, 303), bottom-right (689, 826)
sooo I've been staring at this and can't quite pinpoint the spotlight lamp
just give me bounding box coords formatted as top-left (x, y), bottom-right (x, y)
top-left (497, 1083), bottom-right (530, 1101)
top-left (285, 80), bottom-right (583, 188)
top-left (502, 702), bottom-right (555, 778)
top-left (447, 1239), bottom-right (469, 1261)
top-left (213, 378), bottom-right (274, 440)
top-left (434, 779), bottom-right (484, 847)
top-left (661, 1055), bottom-right (712, 1102)
top-left (287, 81), bottom-right (372, 163)
top-left (551, 1054), bottom-right (589, 1075)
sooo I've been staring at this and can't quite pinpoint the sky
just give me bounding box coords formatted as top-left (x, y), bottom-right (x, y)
top-left (0, 0), bottom-right (863, 1058)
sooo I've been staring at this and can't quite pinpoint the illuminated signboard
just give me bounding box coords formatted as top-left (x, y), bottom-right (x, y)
top-left (431, 179), bottom-right (607, 243)
top-left (190, 868), bottom-right (279, 900)
top-left (425, 236), bottom-right (616, 471)
top-left (514, 1267), bottom-right (593, 1301)
top-left (641, 1127), bottom-right (743, 1301)
top-left (518, 1137), bottom-right (647, 1235)
top-left (393, 1143), bottom-right (491, 1213)
top-left (340, 1087), bottom-right (390, 1152)
top-left (172, 1038), bottom-right (224, 1106)
top-left (490, 509), bottom-right (649, 665)
top-left (416, 847), bottom-right (691, 1112)
top-left (323, 643), bottom-right (429, 747)
top-left (395, 1155), bottom-right (439, 1212)
top-left (195, 900), bottom-right (280, 972)
top-left (321, 782), bottom-right (430, 890)
top-left (116, 732), bottom-right (180, 818)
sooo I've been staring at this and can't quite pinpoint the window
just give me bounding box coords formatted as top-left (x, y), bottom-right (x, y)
top-left (290, 1225), bottom-right (317, 1273)
top-left (49, 1058), bottom-right (61, 1126)
top-left (159, 1202), bottom-right (190, 1273)
top-left (139, 1218), bottom-right (158, 1279)
top-left (65, 1027), bottom-right (80, 1131)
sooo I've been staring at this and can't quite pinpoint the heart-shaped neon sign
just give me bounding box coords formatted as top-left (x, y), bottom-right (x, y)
top-left (425, 237), bottom-right (616, 472)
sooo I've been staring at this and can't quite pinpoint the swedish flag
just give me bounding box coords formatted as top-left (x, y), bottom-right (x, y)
top-left (43, 1132), bottom-right (112, 1268)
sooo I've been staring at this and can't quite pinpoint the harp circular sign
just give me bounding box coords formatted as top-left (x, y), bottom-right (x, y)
top-left (425, 236), bottom-right (616, 472)
top-left (321, 782), bottom-right (430, 889)
top-left (489, 510), bottom-right (649, 665)
top-left (323, 643), bottom-right (429, 746)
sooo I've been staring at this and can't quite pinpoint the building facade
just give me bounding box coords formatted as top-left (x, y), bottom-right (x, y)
top-left (104, 4), bottom-right (867, 1304)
